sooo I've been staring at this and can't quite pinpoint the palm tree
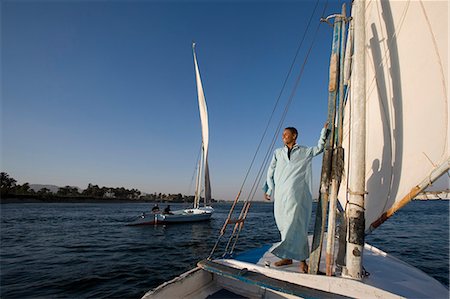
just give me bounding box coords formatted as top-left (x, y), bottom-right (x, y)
top-left (1, 172), bottom-right (17, 196)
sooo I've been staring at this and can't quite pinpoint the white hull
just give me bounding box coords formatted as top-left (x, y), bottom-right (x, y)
top-left (127, 207), bottom-right (213, 226)
top-left (142, 236), bottom-right (448, 298)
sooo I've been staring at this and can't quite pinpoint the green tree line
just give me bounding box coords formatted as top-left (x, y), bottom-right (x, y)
top-left (0, 172), bottom-right (206, 203)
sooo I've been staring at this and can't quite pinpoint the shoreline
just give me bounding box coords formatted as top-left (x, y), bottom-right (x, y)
top-left (0, 196), bottom-right (199, 204)
top-left (0, 196), bottom-right (238, 204)
top-left (1, 197), bottom-right (446, 204)
top-left (1, 198), bottom-right (156, 204)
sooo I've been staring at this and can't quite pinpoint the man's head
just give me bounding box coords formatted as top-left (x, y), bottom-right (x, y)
top-left (283, 127), bottom-right (298, 147)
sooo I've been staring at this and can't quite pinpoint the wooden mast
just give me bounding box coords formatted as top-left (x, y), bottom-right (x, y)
top-left (308, 10), bottom-right (342, 275)
top-left (325, 3), bottom-right (348, 276)
top-left (343, 0), bottom-right (366, 280)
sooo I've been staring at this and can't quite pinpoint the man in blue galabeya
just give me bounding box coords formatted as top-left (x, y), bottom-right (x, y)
top-left (264, 123), bottom-right (327, 273)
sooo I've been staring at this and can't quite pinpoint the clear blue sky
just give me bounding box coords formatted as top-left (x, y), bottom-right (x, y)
top-left (2, 0), bottom-right (349, 201)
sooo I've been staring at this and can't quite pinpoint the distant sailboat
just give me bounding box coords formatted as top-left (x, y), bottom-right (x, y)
top-left (129, 43), bottom-right (214, 226)
top-left (142, 0), bottom-right (449, 297)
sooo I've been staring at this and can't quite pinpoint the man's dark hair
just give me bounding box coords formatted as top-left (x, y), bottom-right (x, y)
top-left (284, 127), bottom-right (298, 139)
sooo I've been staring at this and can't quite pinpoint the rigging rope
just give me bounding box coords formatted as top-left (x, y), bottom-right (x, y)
top-left (188, 144), bottom-right (203, 196)
top-left (209, 0), bottom-right (330, 259)
top-left (237, 0), bottom-right (322, 195)
top-left (225, 0), bottom-right (331, 256)
top-left (250, 0), bottom-right (331, 203)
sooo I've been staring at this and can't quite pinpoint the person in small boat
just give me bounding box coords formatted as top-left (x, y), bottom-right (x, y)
top-left (263, 123), bottom-right (327, 273)
top-left (151, 204), bottom-right (160, 213)
top-left (163, 205), bottom-right (173, 215)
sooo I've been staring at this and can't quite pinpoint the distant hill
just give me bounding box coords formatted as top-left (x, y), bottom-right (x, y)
top-left (29, 184), bottom-right (80, 193)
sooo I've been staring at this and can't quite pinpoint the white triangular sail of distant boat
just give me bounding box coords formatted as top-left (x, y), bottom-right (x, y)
top-left (127, 44), bottom-right (214, 226)
top-left (338, 0), bottom-right (449, 233)
top-left (193, 42), bottom-right (212, 208)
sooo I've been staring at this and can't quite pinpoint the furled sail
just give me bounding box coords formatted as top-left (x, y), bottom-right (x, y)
top-left (338, 0), bottom-right (449, 233)
top-left (193, 43), bottom-right (212, 204)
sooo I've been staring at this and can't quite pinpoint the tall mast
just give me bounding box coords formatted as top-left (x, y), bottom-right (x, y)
top-left (325, 3), bottom-right (347, 276)
top-left (194, 145), bottom-right (204, 209)
top-left (309, 8), bottom-right (342, 275)
top-left (343, 0), bottom-right (366, 280)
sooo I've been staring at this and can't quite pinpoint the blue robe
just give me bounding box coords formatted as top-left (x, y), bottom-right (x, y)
top-left (264, 128), bottom-right (326, 261)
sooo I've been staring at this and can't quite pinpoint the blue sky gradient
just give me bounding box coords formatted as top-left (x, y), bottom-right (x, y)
top-left (2, 0), bottom-right (351, 200)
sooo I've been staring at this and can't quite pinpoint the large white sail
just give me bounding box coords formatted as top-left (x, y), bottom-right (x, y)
top-left (193, 43), bottom-right (212, 204)
top-left (338, 0), bottom-right (449, 232)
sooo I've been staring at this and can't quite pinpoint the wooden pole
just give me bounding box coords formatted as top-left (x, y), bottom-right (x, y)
top-left (335, 14), bottom-right (354, 274)
top-left (325, 3), bottom-right (347, 276)
top-left (309, 13), bottom-right (342, 275)
top-left (343, 0), bottom-right (365, 280)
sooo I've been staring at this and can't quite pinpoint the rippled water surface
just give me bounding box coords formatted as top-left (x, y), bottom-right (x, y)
top-left (1, 200), bottom-right (448, 298)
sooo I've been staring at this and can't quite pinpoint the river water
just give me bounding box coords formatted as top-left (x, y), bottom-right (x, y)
top-left (1, 200), bottom-right (448, 298)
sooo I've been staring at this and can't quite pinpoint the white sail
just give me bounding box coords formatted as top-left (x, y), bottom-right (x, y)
top-left (193, 43), bottom-right (212, 204)
top-left (338, 0), bottom-right (449, 232)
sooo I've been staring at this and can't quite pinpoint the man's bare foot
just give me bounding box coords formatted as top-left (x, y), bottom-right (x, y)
top-left (299, 261), bottom-right (308, 273)
top-left (274, 259), bottom-right (293, 267)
